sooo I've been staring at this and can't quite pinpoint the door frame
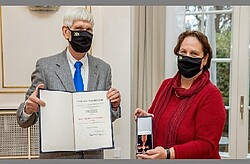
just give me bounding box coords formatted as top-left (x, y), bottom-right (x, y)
top-left (230, 6), bottom-right (250, 159)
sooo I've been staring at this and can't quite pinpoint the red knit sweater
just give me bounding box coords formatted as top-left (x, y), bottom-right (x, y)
top-left (148, 79), bottom-right (226, 159)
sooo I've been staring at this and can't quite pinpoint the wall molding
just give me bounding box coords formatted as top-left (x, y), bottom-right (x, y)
top-left (0, 6), bottom-right (29, 93)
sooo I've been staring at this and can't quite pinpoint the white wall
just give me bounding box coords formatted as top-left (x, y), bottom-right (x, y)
top-left (0, 6), bottom-right (131, 159)
top-left (92, 6), bottom-right (131, 159)
top-left (0, 6), bottom-right (69, 107)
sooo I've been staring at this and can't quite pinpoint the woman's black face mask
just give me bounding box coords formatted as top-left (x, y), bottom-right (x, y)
top-left (177, 54), bottom-right (204, 78)
top-left (67, 27), bottom-right (93, 53)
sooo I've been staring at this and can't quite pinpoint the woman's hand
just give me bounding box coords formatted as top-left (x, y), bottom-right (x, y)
top-left (137, 146), bottom-right (167, 159)
top-left (134, 108), bottom-right (154, 120)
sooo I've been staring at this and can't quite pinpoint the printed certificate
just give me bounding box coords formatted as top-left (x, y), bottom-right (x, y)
top-left (39, 89), bottom-right (114, 153)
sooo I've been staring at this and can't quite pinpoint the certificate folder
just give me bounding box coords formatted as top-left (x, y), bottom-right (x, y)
top-left (38, 89), bottom-right (114, 153)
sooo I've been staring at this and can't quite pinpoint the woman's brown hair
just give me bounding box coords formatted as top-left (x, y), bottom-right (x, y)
top-left (174, 30), bottom-right (213, 70)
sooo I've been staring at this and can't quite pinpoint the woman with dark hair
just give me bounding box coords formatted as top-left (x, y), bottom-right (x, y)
top-left (134, 30), bottom-right (226, 159)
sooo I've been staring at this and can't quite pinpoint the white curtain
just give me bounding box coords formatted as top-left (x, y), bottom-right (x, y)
top-left (132, 6), bottom-right (166, 111)
top-left (165, 6), bottom-right (186, 79)
top-left (205, 13), bottom-right (217, 85)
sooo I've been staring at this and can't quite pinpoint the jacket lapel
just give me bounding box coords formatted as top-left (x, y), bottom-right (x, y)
top-left (55, 49), bottom-right (75, 92)
top-left (87, 53), bottom-right (99, 91)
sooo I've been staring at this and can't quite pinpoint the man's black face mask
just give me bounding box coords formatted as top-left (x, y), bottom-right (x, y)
top-left (67, 27), bottom-right (93, 53)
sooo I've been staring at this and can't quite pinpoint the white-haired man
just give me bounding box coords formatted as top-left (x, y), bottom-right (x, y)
top-left (16, 7), bottom-right (121, 159)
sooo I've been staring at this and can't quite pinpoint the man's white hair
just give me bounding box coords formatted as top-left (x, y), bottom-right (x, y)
top-left (63, 7), bottom-right (94, 27)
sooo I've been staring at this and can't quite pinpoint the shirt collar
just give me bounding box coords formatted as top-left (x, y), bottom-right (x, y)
top-left (66, 48), bottom-right (88, 68)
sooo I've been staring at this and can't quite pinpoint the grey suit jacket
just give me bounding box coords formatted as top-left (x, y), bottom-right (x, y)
top-left (16, 49), bottom-right (120, 159)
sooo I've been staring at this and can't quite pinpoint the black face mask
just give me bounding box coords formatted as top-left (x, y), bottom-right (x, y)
top-left (67, 27), bottom-right (93, 53)
top-left (177, 54), bottom-right (203, 78)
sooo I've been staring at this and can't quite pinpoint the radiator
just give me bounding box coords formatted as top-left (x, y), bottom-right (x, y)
top-left (0, 111), bottom-right (39, 159)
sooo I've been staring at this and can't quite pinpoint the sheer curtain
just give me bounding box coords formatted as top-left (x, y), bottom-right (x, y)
top-left (165, 6), bottom-right (186, 79)
top-left (132, 6), bottom-right (166, 111)
top-left (205, 12), bottom-right (217, 85)
top-left (131, 6), bottom-right (166, 158)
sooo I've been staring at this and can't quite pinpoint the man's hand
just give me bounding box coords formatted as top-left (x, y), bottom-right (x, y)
top-left (24, 84), bottom-right (46, 114)
top-left (106, 88), bottom-right (121, 109)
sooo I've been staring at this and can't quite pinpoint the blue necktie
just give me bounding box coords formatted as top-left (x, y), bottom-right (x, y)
top-left (74, 61), bottom-right (84, 92)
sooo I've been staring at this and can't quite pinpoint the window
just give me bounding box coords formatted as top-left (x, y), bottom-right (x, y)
top-left (184, 6), bottom-right (233, 154)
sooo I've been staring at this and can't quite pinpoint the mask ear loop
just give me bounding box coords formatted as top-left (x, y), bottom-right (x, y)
top-left (65, 26), bottom-right (74, 42)
top-left (67, 26), bottom-right (75, 36)
top-left (200, 53), bottom-right (209, 72)
top-left (201, 52), bottom-right (210, 59)
top-left (67, 26), bottom-right (73, 32)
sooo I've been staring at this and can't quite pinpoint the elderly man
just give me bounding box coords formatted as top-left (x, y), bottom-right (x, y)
top-left (16, 7), bottom-right (121, 159)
